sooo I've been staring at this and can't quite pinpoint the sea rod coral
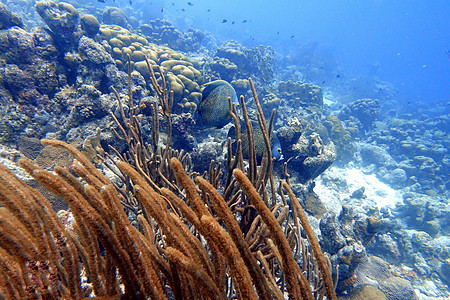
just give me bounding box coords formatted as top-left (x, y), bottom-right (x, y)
top-left (0, 64), bottom-right (336, 299)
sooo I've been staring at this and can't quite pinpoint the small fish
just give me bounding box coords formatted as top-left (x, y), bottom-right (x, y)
top-left (222, 19), bottom-right (227, 23)
top-left (196, 80), bottom-right (239, 128)
top-left (187, 1), bottom-right (193, 6)
top-left (232, 21), bottom-right (235, 24)
top-left (242, 20), bottom-right (247, 23)
top-left (97, 0), bottom-right (106, 3)
top-left (336, 74), bottom-right (341, 78)
top-left (277, 31), bottom-right (279, 35)
top-left (207, 9), bottom-right (211, 12)
top-left (129, 0), bottom-right (132, 4)
top-left (161, 8), bottom-right (164, 12)
top-left (290, 35), bottom-right (295, 39)
top-left (181, 8), bottom-right (185, 11)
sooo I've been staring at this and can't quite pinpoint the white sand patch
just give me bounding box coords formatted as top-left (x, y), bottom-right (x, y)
top-left (314, 166), bottom-right (403, 213)
top-left (345, 168), bottom-right (402, 208)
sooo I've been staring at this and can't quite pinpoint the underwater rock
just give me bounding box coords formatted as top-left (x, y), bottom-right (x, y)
top-left (381, 168), bottom-right (407, 188)
top-left (398, 192), bottom-right (449, 237)
top-left (323, 115), bottom-right (354, 163)
top-left (0, 3), bottom-right (12, 29)
top-left (276, 117), bottom-right (305, 159)
top-left (339, 98), bottom-right (380, 132)
top-left (209, 57), bottom-right (238, 82)
top-left (261, 93), bottom-right (281, 110)
top-left (2, 64), bottom-right (41, 104)
top-left (411, 231), bottom-right (437, 256)
top-left (278, 80), bottom-right (323, 113)
top-left (0, 106), bottom-right (29, 143)
top-left (103, 7), bottom-right (128, 28)
top-left (216, 41), bottom-right (247, 69)
top-left (215, 40), bottom-right (274, 83)
top-left (139, 19), bottom-right (206, 52)
top-left (190, 139), bottom-right (223, 172)
top-left (247, 45), bottom-right (275, 83)
top-left (0, 27), bottom-right (35, 64)
top-left (337, 284), bottom-right (386, 300)
top-left (78, 36), bottom-right (114, 65)
top-left (0, 2), bottom-right (22, 29)
top-left (368, 233), bottom-right (401, 262)
top-left (33, 62), bottom-right (59, 97)
top-left (289, 132), bottom-right (336, 183)
top-left (66, 84), bottom-right (107, 127)
top-left (35, 1), bottom-right (79, 49)
top-left (378, 276), bottom-right (418, 300)
top-left (320, 211), bottom-right (348, 254)
top-left (32, 27), bottom-right (58, 60)
top-left (359, 143), bottom-right (397, 169)
top-left (302, 190), bottom-right (328, 218)
top-left (321, 205), bottom-right (381, 257)
top-left (441, 258), bottom-right (450, 285)
top-left (277, 124), bottom-right (302, 147)
top-left (334, 242), bottom-right (368, 293)
top-left (171, 113), bottom-right (197, 152)
top-left (80, 14), bottom-right (100, 37)
top-left (350, 186), bottom-right (366, 199)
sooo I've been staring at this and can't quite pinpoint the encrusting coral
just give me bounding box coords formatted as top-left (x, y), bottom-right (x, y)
top-left (0, 56), bottom-right (337, 299)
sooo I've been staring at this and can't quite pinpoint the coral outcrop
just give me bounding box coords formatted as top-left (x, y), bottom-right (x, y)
top-left (0, 2), bottom-right (23, 29)
top-left (99, 24), bottom-right (203, 113)
top-left (339, 98), bottom-right (380, 133)
top-left (139, 19), bottom-right (207, 52)
top-left (35, 0), bottom-right (79, 50)
top-left (278, 80), bottom-right (324, 113)
top-left (214, 40), bottom-right (275, 83)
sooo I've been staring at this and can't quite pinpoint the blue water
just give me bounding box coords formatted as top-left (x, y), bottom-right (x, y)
top-left (132, 0), bottom-right (450, 104)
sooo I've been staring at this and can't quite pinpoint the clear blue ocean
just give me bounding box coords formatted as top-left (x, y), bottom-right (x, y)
top-left (144, 0), bottom-right (450, 104)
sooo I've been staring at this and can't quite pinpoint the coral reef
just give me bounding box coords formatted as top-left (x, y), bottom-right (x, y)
top-left (99, 24), bottom-right (202, 113)
top-left (0, 2), bottom-right (22, 29)
top-left (368, 112), bottom-right (449, 193)
top-left (35, 0), bottom-right (79, 50)
top-left (139, 19), bottom-right (207, 52)
top-left (278, 80), bottom-right (324, 114)
top-left (80, 14), bottom-right (100, 37)
top-left (0, 70), bottom-right (337, 299)
top-left (102, 7), bottom-right (128, 28)
top-left (288, 132), bottom-right (336, 183)
top-left (319, 206), bottom-right (418, 299)
top-left (339, 98), bottom-right (380, 133)
top-left (323, 115), bottom-right (354, 163)
top-left (214, 40), bottom-right (275, 83)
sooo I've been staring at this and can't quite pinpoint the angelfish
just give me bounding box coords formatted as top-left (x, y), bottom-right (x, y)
top-left (196, 80), bottom-right (239, 128)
